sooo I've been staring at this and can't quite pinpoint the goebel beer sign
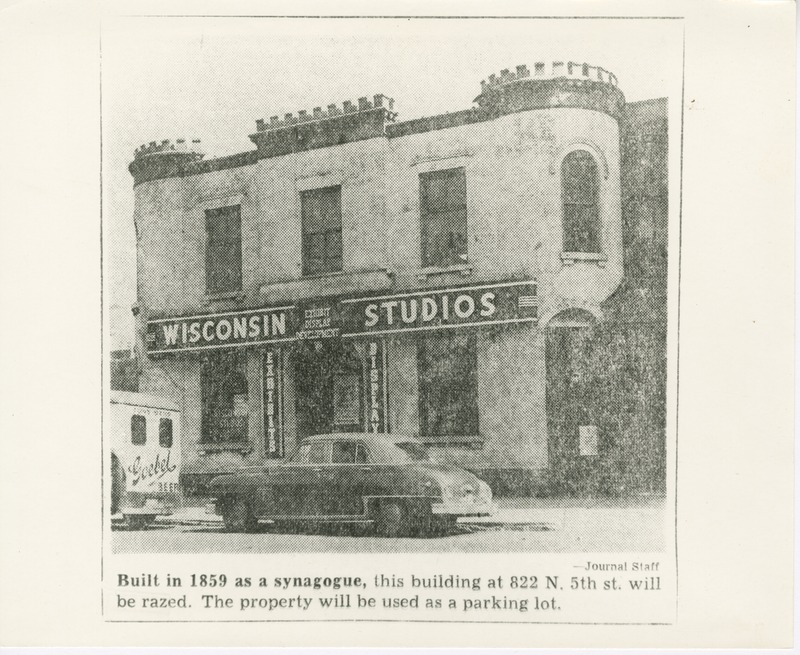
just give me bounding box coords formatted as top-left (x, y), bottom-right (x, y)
top-left (146, 280), bottom-right (537, 355)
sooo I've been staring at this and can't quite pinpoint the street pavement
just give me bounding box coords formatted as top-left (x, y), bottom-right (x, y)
top-left (112, 495), bottom-right (667, 553)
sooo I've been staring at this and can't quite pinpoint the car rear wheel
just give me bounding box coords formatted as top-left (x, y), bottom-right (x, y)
top-left (373, 501), bottom-right (412, 538)
top-left (222, 497), bottom-right (257, 532)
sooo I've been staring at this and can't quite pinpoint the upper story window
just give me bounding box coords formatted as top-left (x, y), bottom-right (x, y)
top-left (419, 167), bottom-right (468, 267)
top-left (301, 186), bottom-right (342, 276)
top-left (561, 150), bottom-right (601, 253)
top-left (205, 205), bottom-right (242, 294)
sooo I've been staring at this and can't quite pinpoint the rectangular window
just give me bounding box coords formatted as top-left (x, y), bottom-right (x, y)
top-left (301, 186), bottom-right (342, 276)
top-left (205, 205), bottom-right (242, 294)
top-left (417, 332), bottom-right (479, 438)
top-left (419, 167), bottom-right (468, 267)
top-left (131, 414), bottom-right (146, 445)
top-left (159, 418), bottom-right (173, 448)
top-left (201, 351), bottom-right (249, 444)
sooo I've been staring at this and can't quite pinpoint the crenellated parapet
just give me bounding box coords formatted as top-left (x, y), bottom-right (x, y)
top-left (128, 64), bottom-right (628, 186)
top-left (249, 94), bottom-right (397, 158)
top-left (254, 94), bottom-right (395, 132)
top-left (475, 62), bottom-right (625, 119)
top-left (134, 138), bottom-right (204, 158)
top-left (478, 62), bottom-right (618, 95)
top-left (129, 139), bottom-right (205, 186)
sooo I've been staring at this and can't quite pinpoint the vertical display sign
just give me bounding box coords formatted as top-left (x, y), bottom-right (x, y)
top-left (263, 347), bottom-right (284, 458)
top-left (366, 340), bottom-right (388, 433)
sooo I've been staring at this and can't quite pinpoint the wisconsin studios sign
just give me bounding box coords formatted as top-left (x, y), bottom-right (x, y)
top-left (145, 280), bottom-right (538, 355)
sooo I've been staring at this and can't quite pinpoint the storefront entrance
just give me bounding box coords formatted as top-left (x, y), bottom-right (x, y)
top-left (293, 341), bottom-right (364, 439)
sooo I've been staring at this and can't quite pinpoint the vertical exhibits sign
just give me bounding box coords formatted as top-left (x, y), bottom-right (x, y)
top-left (263, 347), bottom-right (283, 458)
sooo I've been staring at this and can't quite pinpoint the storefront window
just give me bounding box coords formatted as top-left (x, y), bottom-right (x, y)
top-left (417, 332), bottom-right (478, 438)
top-left (301, 186), bottom-right (342, 275)
top-left (201, 351), bottom-right (249, 444)
top-left (419, 167), bottom-right (468, 267)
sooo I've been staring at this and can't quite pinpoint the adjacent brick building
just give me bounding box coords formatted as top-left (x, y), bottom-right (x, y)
top-left (128, 61), bottom-right (668, 495)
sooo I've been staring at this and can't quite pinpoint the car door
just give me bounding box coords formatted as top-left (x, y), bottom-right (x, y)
top-left (269, 440), bottom-right (330, 517)
top-left (300, 440), bottom-right (332, 517)
top-left (328, 440), bottom-right (374, 516)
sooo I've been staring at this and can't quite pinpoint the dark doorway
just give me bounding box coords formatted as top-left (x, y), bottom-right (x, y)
top-left (545, 310), bottom-right (598, 494)
top-left (293, 341), bottom-right (364, 439)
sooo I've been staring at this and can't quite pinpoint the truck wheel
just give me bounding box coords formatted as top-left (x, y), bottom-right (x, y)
top-left (223, 497), bottom-right (257, 532)
top-left (373, 501), bottom-right (411, 538)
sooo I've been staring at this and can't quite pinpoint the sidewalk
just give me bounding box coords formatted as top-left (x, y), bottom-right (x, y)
top-left (158, 494), bottom-right (665, 530)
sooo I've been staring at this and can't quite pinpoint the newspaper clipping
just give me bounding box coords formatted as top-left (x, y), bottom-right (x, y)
top-left (103, 12), bottom-right (680, 628)
top-left (0, 0), bottom-right (794, 650)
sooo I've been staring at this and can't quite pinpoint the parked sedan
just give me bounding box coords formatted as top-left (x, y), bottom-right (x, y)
top-left (208, 433), bottom-right (495, 536)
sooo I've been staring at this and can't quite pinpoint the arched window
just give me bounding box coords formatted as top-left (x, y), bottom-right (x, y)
top-left (561, 150), bottom-right (601, 253)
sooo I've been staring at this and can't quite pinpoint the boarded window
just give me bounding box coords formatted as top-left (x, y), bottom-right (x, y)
top-left (159, 418), bottom-right (173, 448)
top-left (131, 414), bottom-right (146, 445)
top-left (561, 150), bottom-right (601, 253)
top-left (201, 351), bottom-right (248, 444)
top-left (205, 205), bottom-right (242, 294)
top-left (419, 167), bottom-right (468, 267)
top-left (418, 332), bottom-right (478, 438)
top-left (301, 186), bottom-right (342, 275)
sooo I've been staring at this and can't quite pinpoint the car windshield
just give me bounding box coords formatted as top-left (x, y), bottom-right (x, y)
top-left (393, 441), bottom-right (430, 461)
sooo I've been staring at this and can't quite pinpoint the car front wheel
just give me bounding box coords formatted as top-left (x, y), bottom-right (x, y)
top-left (222, 497), bottom-right (257, 532)
top-left (373, 501), bottom-right (411, 538)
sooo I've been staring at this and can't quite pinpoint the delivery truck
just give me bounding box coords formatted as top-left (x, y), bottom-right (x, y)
top-left (110, 390), bottom-right (181, 528)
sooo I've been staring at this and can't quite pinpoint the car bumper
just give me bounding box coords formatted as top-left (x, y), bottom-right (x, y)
top-left (431, 500), bottom-right (496, 517)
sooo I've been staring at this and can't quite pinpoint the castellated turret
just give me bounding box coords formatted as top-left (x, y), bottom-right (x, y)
top-left (128, 138), bottom-right (205, 186)
top-left (474, 61), bottom-right (625, 120)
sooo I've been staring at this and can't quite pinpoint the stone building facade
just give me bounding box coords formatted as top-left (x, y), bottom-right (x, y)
top-left (129, 61), bottom-right (668, 495)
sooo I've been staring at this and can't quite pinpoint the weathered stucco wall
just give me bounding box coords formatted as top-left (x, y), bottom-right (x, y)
top-left (133, 70), bottom-right (643, 485)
